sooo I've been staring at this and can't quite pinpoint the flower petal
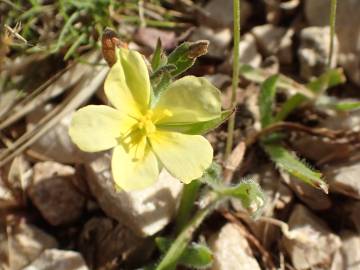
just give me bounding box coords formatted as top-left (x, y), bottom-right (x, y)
top-left (150, 131), bottom-right (213, 183)
top-left (104, 48), bottom-right (151, 116)
top-left (69, 105), bottom-right (134, 152)
top-left (112, 135), bottom-right (159, 191)
top-left (154, 76), bottom-right (221, 125)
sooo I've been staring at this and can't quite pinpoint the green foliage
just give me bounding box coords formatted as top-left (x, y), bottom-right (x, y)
top-left (156, 238), bottom-right (213, 269)
top-left (167, 40), bottom-right (209, 77)
top-left (239, 64), bottom-right (315, 99)
top-left (219, 179), bottom-right (265, 218)
top-left (274, 94), bottom-right (307, 122)
top-left (259, 75), bottom-right (279, 128)
top-left (263, 143), bottom-right (328, 193)
top-left (307, 68), bottom-right (346, 94)
top-left (174, 180), bottom-right (202, 233)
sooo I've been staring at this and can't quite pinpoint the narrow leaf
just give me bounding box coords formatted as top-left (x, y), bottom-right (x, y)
top-left (307, 68), bottom-right (346, 94)
top-left (259, 75), bottom-right (279, 128)
top-left (333, 101), bottom-right (360, 111)
top-left (151, 38), bottom-right (167, 71)
top-left (263, 143), bottom-right (328, 193)
top-left (240, 64), bottom-right (315, 99)
top-left (274, 93), bottom-right (307, 122)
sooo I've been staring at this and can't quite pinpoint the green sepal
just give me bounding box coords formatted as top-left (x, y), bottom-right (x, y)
top-left (157, 110), bottom-right (233, 135)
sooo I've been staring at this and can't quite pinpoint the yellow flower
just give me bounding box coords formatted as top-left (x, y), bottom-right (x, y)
top-left (69, 48), bottom-right (222, 191)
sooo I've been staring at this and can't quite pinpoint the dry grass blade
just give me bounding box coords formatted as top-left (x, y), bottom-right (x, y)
top-left (0, 59), bottom-right (93, 130)
top-left (223, 141), bottom-right (246, 183)
top-left (0, 53), bottom-right (108, 168)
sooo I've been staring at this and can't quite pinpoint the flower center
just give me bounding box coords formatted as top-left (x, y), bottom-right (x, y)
top-left (137, 110), bottom-right (156, 136)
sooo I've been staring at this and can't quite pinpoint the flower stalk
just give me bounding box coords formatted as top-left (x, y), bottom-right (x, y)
top-left (225, 0), bottom-right (241, 160)
top-left (328, 0), bottom-right (337, 68)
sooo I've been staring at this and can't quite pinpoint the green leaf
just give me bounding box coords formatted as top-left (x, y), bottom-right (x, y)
top-left (307, 68), bottom-right (346, 94)
top-left (156, 238), bottom-right (213, 269)
top-left (168, 40), bottom-right (209, 77)
top-left (274, 93), bottom-right (307, 122)
top-left (219, 180), bottom-right (265, 218)
top-left (259, 75), bottom-right (279, 128)
top-left (151, 38), bottom-right (167, 71)
top-left (333, 101), bottom-right (360, 111)
top-left (157, 110), bottom-right (233, 135)
top-left (239, 64), bottom-right (315, 99)
top-left (263, 143), bottom-right (328, 193)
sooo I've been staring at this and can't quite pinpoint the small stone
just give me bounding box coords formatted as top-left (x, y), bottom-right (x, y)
top-left (134, 27), bottom-right (176, 50)
top-left (190, 27), bottom-right (231, 59)
top-left (305, 0), bottom-right (360, 85)
top-left (200, 0), bottom-right (252, 28)
top-left (291, 134), bottom-right (351, 164)
top-left (28, 162), bottom-right (85, 226)
top-left (23, 249), bottom-right (89, 270)
top-left (350, 202), bottom-right (360, 233)
top-left (209, 223), bottom-right (261, 270)
top-left (0, 217), bottom-right (58, 270)
top-left (283, 204), bottom-right (341, 270)
top-left (324, 161), bottom-right (360, 199)
top-left (204, 74), bottom-right (231, 90)
top-left (321, 110), bottom-right (360, 132)
top-left (251, 24), bottom-right (287, 56)
top-left (298, 26), bottom-right (338, 80)
top-left (79, 217), bottom-right (153, 269)
top-left (331, 231), bottom-right (360, 270)
top-left (85, 153), bottom-right (183, 237)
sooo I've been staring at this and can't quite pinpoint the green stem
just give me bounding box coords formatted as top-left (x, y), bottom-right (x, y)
top-left (328, 0), bottom-right (337, 68)
top-left (225, 0), bottom-right (241, 159)
top-left (174, 180), bottom-right (202, 234)
top-left (156, 192), bottom-right (220, 270)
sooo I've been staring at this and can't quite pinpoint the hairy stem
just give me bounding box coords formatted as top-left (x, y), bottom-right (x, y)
top-left (225, 0), bottom-right (241, 159)
top-left (156, 192), bottom-right (219, 270)
top-left (328, 0), bottom-right (337, 68)
top-left (174, 180), bottom-right (202, 234)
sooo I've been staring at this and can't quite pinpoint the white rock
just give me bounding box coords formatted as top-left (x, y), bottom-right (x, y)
top-left (23, 249), bottom-right (88, 270)
top-left (251, 24), bottom-right (287, 56)
top-left (305, 0), bottom-right (360, 85)
top-left (0, 218), bottom-right (58, 270)
top-left (298, 26), bottom-right (338, 80)
top-left (324, 161), bottom-right (360, 199)
top-left (321, 110), bottom-right (360, 132)
top-left (331, 231), bottom-right (360, 270)
top-left (28, 161), bottom-right (85, 226)
top-left (282, 204), bottom-right (341, 270)
top-left (85, 153), bottom-right (183, 237)
top-left (190, 27), bottom-right (231, 59)
top-left (209, 223), bottom-right (261, 270)
top-left (26, 106), bottom-right (98, 164)
top-left (239, 34), bottom-right (263, 67)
